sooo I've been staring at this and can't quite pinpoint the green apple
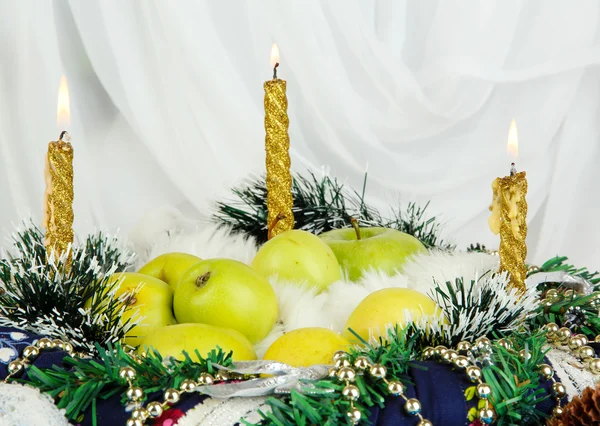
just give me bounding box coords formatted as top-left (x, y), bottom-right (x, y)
top-left (140, 323), bottom-right (257, 362)
top-left (138, 252), bottom-right (202, 290)
top-left (95, 272), bottom-right (177, 347)
top-left (319, 226), bottom-right (426, 281)
top-left (173, 259), bottom-right (278, 343)
top-left (251, 230), bottom-right (341, 292)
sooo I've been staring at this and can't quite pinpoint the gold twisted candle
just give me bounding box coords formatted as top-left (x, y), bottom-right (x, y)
top-left (489, 120), bottom-right (528, 293)
top-left (489, 171), bottom-right (528, 293)
top-left (264, 44), bottom-right (294, 239)
top-left (43, 131), bottom-right (74, 259)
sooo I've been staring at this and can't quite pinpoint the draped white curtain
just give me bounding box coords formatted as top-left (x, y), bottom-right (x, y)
top-left (2, 0), bottom-right (600, 269)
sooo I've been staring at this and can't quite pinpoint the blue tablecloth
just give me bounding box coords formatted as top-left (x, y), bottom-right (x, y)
top-left (0, 327), bottom-right (561, 425)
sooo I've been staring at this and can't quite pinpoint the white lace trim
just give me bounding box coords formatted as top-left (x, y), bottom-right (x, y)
top-left (177, 396), bottom-right (270, 426)
top-left (546, 346), bottom-right (598, 399)
top-left (0, 382), bottom-right (69, 426)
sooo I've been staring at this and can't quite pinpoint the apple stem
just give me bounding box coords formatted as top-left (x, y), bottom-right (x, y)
top-left (267, 213), bottom-right (286, 240)
top-left (196, 272), bottom-right (212, 288)
top-left (351, 218), bottom-right (361, 240)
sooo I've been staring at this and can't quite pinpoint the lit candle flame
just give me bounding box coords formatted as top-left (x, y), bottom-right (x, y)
top-left (507, 118), bottom-right (518, 159)
top-left (270, 43), bottom-right (280, 69)
top-left (57, 75), bottom-right (71, 128)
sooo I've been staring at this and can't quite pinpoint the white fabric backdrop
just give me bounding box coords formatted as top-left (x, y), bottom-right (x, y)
top-left (1, 0), bottom-right (600, 269)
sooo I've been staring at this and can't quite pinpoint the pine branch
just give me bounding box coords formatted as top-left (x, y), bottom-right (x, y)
top-left (213, 172), bottom-right (454, 249)
top-left (0, 223), bottom-right (135, 353)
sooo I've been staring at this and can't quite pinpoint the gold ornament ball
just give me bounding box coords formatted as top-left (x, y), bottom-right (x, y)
top-left (335, 358), bottom-right (352, 369)
top-left (588, 358), bottom-right (600, 374)
top-left (466, 366), bottom-right (482, 383)
top-left (454, 355), bottom-right (470, 369)
top-left (477, 383), bottom-right (492, 399)
top-left (7, 360), bottom-right (24, 374)
top-left (387, 381), bottom-right (404, 396)
top-left (497, 338), bottom-right (511, 350)
top-left (214, 371), bottom-right (229, 381)
top-left (519, 349), bottom-right (532, 361)
top-left (578, 334), bottom-right (589, 345)
top-left (553, 406), bottom-right (564, 417)
top-left (35, 338), bottom-right (53, 349)
top-left (557, 327), bottom-right (572, 344)
top-left (164, 388), bottom-right (180, 404)
top-left (456, 341), bottom-right (471, 352)
top-left (147, 401), bottom-right (164, 418)
top-left (23, 345), bottom-right (39, 358)
top-left (370, 364), bottom-right (387, 379)
top-left (126, 386), bottom-right (144, 401)
top-left (405, 398), bottom-right (422, 416)
top-left (198, 373), bottom-right (214, 385)
top-left (545, 289), bottom-right (558, 300)
top-left (545, 323), bottom-right (559, 336)
top-left (337, 367), bottom-right (357, 382)
top-left (568, 337), bottom-right (584, 350)
top-left (180, 379), bottom-right (197, 392)
top-left (131, 408), bottom-right (149, 420)
top-left (434, 345), bottom-right (448, 357)
top-left (475, 336), bottom-right (491, 349)
top-left (422, 347), bottom-right (435, 358)
top-left (342, 384), bottom-right (360, 401)
top-left (354, 356), bottom-right (371, 370)
top-left (119, 367), bottom-right (136, 381)
top-left (52, 339), bottom-right (65, 350)
top-left (538, 364), bottom-right (554, 379)
top-left (333, 350), bottom-right (348, 361)
top-left (63, 342), bottom-right (74, 354)
top-left (579, 346), bottom-right (596, 360)
top-left (418, 420), bottom-right (433, 426)
top-left (328, 367), bottom-right (338, 378)
top-left (595, 335), bottom-right (600, 343)
top-left (552, 382), bottom-right (567, 398)
top-left (347, 408), bottom-right (362, 424)
top-left (563, 289), bottom-right (574, 298)
top-left (126, 419), bottom-right (143, 426)
top-left (443, 349), bottom-right (458, 363)
top-left (479, 408), bottom-right (495, 424)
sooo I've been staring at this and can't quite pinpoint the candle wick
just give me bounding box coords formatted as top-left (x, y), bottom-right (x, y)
top-left (59, 131), bottom-right (67, 141)
top-left (510, 162), bottom-right (517, 176)
top-left (273, 63), bottom-right (279, 80)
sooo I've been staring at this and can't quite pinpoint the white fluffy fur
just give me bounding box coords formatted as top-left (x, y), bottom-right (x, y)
top-left (128, 208), bottom-right (501, 354)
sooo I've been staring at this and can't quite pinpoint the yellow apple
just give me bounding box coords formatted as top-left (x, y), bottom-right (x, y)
top-left (140, 323), bottom-right (256, 362)
top-left (173, 259), bottom-right (278, 344)
top-left (251, 230), bottom-right (341, 292)
top-left (343, 288), bottom-right (442, 343)
top-left (263, 327), bottom-right (350, 367)
top-left (138, 252), bottom-right (202, 290)
top-left (95, 272), bottom-right (177, 347)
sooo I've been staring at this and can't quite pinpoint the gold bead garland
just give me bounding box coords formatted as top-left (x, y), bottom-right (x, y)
top-left (330, 350), bottom-right (432, 425)
top-left (122, 369), bottom-right (225, 425)
top-left (545, 322), bottom-right (600, 377)
top-left (4, 338), bottom-right (81, 383)
top-left (423, 339), bottom-right (497, 425)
